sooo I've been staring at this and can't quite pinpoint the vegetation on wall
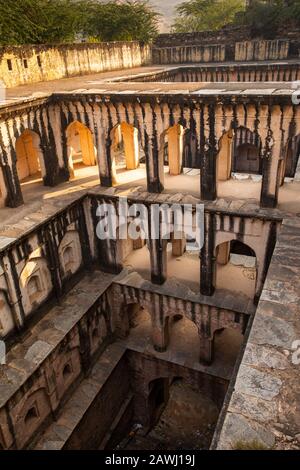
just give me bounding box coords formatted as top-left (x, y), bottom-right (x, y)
top-left (172, 0), bottom-right (300, 37)
top-left (0, 0), bottom-right (160, 45)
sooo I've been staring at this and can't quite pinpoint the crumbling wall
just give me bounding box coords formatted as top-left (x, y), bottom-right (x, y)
top-left (0, 42), bottom-right (151, 88)
top-left (152, 27), bottom-right (300, 64)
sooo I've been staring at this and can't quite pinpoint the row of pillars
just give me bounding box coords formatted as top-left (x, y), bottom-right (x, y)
top-left (119, 296), bottom-right (217, 365)
top-left (101, 123), bottom-right (281, 208)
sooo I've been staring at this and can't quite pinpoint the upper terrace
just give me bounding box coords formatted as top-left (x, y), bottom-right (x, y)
top-left (1, 78), bottom-right (300, 214)
top-left (1, 60), bottom-right (300, 231)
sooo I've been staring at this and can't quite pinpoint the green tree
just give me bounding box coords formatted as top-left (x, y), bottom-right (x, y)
top-left (172, 0), bottom-right (245, 33)
top-left (0, 0), bottom-right (88, 45)
top-left (239, 1), bottom-right (300, 38)
top-left (84, 1), bottom-right (160, 43)
top-left (0, 0), bottom-right (159, 45)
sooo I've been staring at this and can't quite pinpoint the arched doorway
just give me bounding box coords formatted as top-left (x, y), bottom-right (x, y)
top-left (169, 315), bottom-right (200, 362)
top-left (110, 123), bottom-right (145, 186)
top-left (146, 377), bottom-right (220, 449)
top-left (148, 378), bottom-right (170, 430)
top-left (213, 328), bottom-right (244, 369)
top-left (215, 239), bottom-right (257, 299)
top-left (217, 130), bottom-right (233, 182)
top-left (165, 233), bottom-right (200, 292)
top-left (160, 124), bottom-right (185, 176)
top-left (66, 121), bottom-right (96, 178)
top-left (118, 302), bottom-right (152, 342)
top-left (0, 165), bottom-right (7, 207)
top-left (283, 134), bottom-right (300, 178)
top-left (183, 129), bottom-right (198, 168)
top-left (235, 143), bottom-right (261, 174)
top-left (233, 127), bottom-right (262, 175)
top-left (122, 222), bottom-right (151, 281)
top-left (16, 130), bottom-right (44, 183)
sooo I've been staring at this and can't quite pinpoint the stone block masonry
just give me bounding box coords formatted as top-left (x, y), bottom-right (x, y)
top-left (214, 217), bottom-right (300, 450)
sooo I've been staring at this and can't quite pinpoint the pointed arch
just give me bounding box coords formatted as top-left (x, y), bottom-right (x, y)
top-left (66, 121), bottom-right (96, 177)
top-left (15, 129), bottom-right (44, 182)
top-left (215, 239), bottom-right (257, 299)
top-left (217, 129), bottom-right (234, 182)
top-left (160, 124), bottom-right (185, 177)
top-left (233, 126), bottom-right (262, 174)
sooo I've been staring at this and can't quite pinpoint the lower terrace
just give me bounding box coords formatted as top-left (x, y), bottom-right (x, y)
top-left (1, 60), bottom-right (299, 107)
top-left (0, 207), bottom-right (299, 450)
top-left (0, 162), bottom-right (299, 240)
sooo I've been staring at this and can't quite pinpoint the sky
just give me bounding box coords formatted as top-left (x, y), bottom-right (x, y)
top-left (149, 0), bottom-right (183, 32)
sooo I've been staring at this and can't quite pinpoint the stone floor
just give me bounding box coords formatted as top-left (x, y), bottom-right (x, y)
top-left (2, 60), bottom-right (299, 108)
top-left (148, 380), bottom-right (219, 450)
top-left (119, 380), bottom-right (219, 450)
top-left (124, 243), bottom-right (256, 299)
top-left (2, 66), bottom-right (166, 105)
top-left (124, 307), bottom-right (244, 381)
top-left (1, 162), bottom-right (298, 239)
top-left (2, 65), bottom-right (299, 110)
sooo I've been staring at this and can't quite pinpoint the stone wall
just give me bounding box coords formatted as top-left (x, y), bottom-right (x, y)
top-left (152, 44), bottom-right (226, 65)
top-left (235, 40), bottom-right (289, 62)
top-left (152, 39), bottom-right (293, 64)
top-left (0, 271), bottom-right (114, 449)
top-left (0, 42), bottom-right (151, 88)
top-left (154, 26), bottom-right (300, 49)
top-left (214, 217), bottom-right (300, 450)
top-left (127, 351), bottom-right (229, 430)
top-left (63, 355), bottom-right (132, 450)
top-left (153, 27), bottom-right (300, 64)
top-left (0, 197), bottom-right (95, 339)
top-left (154, 27), bottom-right (252, 47)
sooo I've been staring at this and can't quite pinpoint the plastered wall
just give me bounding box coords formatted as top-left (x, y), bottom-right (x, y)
top-left (0, 42), bottom-right (151, 88)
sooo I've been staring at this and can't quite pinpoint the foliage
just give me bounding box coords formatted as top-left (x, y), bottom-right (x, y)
top-left (234, 439), bottom-right (269, 450)
top-left (172, 0), bottom-right (245, 33)
top-left (238, 1), bottom-right (300, 39)
top-left (0, 0), bottom-right (160, 45)
top-left (84, 1), bottom-right (160, 43)
top-left (172, 0), bottom-right (300, 36)
top-left (0, 0), bottom-right (87, 45)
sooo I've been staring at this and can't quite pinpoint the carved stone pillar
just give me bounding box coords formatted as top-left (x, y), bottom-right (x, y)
top-left (200, 212), bottom-right (216, 296)
top-left (199, 335), bottom-right (214, 364)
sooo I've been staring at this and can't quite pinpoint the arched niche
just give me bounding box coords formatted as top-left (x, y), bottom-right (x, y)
top-left (0, 289), bottom-right (14, 338)
top-left (17, 388), bottom-right (51, 448)
top-left (58, 230), bottom-right (82, 278)
top-left (19, 258), bottom-right (52, 315)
